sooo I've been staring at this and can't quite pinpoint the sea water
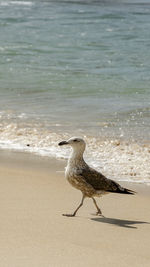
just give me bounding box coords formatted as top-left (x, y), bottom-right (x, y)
top-left (0, 0), bottom-right (150, 183)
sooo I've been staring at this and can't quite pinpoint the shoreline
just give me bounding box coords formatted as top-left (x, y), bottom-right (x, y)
top-left (0, 131), bottom-right (150, 185)
top-left (0, 149), bottom-right (150, 266)
top-left (0, 148), bottom-right (150, 196)
top-left (0, 146), bottom-right (150, 188)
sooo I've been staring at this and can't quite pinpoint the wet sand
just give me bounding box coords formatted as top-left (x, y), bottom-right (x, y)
top-left (0, 150), bottom-right (150, 267)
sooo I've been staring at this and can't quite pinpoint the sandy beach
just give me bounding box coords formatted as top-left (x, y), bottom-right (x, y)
top-left (0, 150), bottom-right (149, 267)
top-left (0, 1), bottom-right (150, 266)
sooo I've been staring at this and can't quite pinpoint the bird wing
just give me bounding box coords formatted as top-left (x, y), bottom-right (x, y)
top-left (76, 166), bottom-right (135, 194)
top-left (69, 173), bottom-right (97, 197)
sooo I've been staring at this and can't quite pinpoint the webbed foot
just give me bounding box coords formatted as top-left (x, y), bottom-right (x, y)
top-left (62, 213), bottom-right (76, 217)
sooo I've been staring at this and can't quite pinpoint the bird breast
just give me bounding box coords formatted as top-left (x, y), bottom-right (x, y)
top-left (65, 165), bottom-right (83, 190)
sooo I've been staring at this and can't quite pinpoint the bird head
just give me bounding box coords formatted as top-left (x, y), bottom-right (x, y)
top-left (58, 137), bottom-right (86, 152)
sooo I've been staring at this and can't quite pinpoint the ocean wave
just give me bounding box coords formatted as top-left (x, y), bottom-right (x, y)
top-left (0, 1), bottom-right (33, 6)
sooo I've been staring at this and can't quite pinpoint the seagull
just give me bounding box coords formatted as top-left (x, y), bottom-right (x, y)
top-left (58, 137), bottom-right (135, 217)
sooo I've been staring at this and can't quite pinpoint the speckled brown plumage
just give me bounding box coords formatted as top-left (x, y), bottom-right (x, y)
top-left (59, 137), bottom-right (135, 217)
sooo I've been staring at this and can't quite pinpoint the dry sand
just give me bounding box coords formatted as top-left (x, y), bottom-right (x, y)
top-left (0, 150), bottom-right (150, 267)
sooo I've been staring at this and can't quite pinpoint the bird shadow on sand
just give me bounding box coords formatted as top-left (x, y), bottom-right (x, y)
top-left (91, 216), bottom-right (150, 229)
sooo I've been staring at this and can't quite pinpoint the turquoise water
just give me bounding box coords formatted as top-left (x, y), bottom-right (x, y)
top-left (0, 0), bottom-right (150, 183)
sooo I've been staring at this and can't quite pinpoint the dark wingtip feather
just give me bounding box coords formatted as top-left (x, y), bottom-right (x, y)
top-left (115, 187), bottom-right (136, 195)
top-left (123, 188), bottom-right (136, 195)
top-left (107, 187), bottom-right (136, 195)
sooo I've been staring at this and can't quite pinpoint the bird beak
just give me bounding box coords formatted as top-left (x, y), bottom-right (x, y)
top-left (58, 141), bottom-right (68, 146)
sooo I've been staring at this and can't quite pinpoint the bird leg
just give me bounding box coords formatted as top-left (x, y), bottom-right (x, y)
top-left (62, 195), bottom-right (85, 217)
top-left (92, 197), bottom-right (103, 216)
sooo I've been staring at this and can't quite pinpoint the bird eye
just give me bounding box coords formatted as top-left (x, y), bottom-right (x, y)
top-left (74, 139), bottom-right (78, 142)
